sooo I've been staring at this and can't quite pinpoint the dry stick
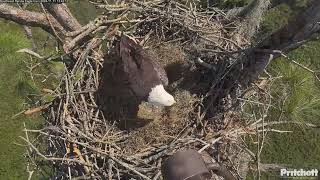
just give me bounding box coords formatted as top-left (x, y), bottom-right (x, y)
top-left (24, 103), bottom-right (51, 115)
top-left (65, 16), bottom-right (124, 52)
top-left (82, 145), bottom-right (151, 180)
top-left (20, 135), bottom-right (93, 167)
top-left (26, 163), bottom-right (34, 180)
top-left (254, 111), bottom-right (261, 180)
top-left (259, 163), bottom-right (289, 172)
top-left (112, 158), bottom-right (151, 180)
top-left (40, 3), bottom-right (64, 43)
top-left (19, 1), bottom-right (251, 178)
top-left (41, 125), bottom-right (151, 179)
top-left (245, 89), bottom-right (272, 174)
top-left (258, 97), bottom-right (272, 157)
top-left (259, 49), bottom-right (320, 82)
top-left (256, 121), bottom-right (318, 128)
top-left (65, 22), bottom-right (93, 37)
top-left (258, 129), bottom-right (292, 133)
top-left (108, 148), bottom-right (115, 180)
top-left (152, 171), bottom-right (161, 180)
top-left (198, 136), bottom-right (222, 153)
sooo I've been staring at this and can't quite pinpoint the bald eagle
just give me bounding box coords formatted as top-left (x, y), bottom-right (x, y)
top-left (101, 35), bottom-right (176, 107)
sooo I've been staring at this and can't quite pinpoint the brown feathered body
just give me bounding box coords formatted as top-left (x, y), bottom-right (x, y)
top-left (102, 35), bottom-right (169, 100)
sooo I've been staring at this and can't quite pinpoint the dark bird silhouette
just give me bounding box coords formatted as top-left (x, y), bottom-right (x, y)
top-left (101, 34), bottom-right (175, 107)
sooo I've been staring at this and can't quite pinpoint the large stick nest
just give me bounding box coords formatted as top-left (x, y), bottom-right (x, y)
top-left (22, 1), bottom-right (271, 179)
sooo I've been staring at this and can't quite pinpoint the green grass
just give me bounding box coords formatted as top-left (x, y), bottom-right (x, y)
top-left (0, 21), bottom-right (44, 179)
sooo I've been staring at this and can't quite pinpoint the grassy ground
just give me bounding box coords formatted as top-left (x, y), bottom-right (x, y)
top-left (0, 21), bottom-right (44, 179)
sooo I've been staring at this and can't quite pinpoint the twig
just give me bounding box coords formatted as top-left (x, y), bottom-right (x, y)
top-left (24, 103), bottom-right (51, 115)
top-left (17, 48), bottom-right (44, 59)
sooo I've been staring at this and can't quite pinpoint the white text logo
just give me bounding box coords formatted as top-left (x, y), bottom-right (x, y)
top-left (280, 169), bottom-right (318, 177)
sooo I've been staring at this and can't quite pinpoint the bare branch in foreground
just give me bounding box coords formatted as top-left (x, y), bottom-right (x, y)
top-left (43, 3), bottom-right (81, 31)
top-left (0, 3), bottom-right (66, 38)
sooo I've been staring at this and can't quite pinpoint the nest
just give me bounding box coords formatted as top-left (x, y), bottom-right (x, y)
top-left (21, 1), bottom-right (271, 179)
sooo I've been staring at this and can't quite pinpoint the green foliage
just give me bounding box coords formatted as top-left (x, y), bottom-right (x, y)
top-left (257, 0), bottom-right (310, 40)
top-left (272, 0), bottom-right (309, 10)
top-left (0, 2), bottom-right (97, 177)
top-left (258, 3), bottom-right (292, 39)
top-left (247, 1), bottom-right (320, 178)
top-left (67, 0), bottom-right (98, 24)
top-left (0, 21), bottom-right (44, 179)
top-left (268, 56), bottom-right (320, 123)
top-left (263, 2), bottom-right (320, 123)
top-left (258, 42), bottom-right (320, 171)
top-left (262, 125), bottom-right (320, 167)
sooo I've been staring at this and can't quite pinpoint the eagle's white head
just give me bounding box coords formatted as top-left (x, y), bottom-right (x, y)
top-left (148, 84), bottom-right (176, 106)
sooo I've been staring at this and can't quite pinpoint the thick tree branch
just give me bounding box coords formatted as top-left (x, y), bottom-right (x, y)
top-left (0, 3), bottom-right (66, 38)
top-left (260, 0), bottom-right (320, 51)
top-left (43, 3), bottom-right (81, 31)
top-left (228, 0), bottom-right (271, 39)
top-left (212, 0), bottom-right (320, 104)
top-left (246, 0), bottom-right (320, 82)
top-left (235, 0), bottom-right (270, 18)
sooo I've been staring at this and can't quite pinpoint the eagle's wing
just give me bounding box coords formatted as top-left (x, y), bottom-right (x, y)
top-left (119, 35), bottom-right (148, 97)
top-left (150, 57), bottom-right (169, 86)
top-left (101, 51), bottom-right (133, 97)
top-left (120, 35), bottom-right (169, 86)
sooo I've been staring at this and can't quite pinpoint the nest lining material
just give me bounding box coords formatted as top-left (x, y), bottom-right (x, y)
top-left (99, 43), bottom-right (201, 153)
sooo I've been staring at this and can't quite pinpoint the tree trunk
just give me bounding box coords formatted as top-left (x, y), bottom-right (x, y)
top-left (246, 0), bottom-right (320, 83)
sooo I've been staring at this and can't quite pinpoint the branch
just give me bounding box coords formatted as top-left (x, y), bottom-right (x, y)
top-left (43, 3), bottom-right (81, 31)
top-left (232, 0), bottom-right (270, 18)
top-left (0, 3), bottom-right (66, 37)
top-left (259, 0), bottom-right (320, 51)
top-left (228, 0), bottom-right (271, 39)
top-left (244, 0), bottom-right (320, 83)
top-left (259, 163), bottom-right (289, 172)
